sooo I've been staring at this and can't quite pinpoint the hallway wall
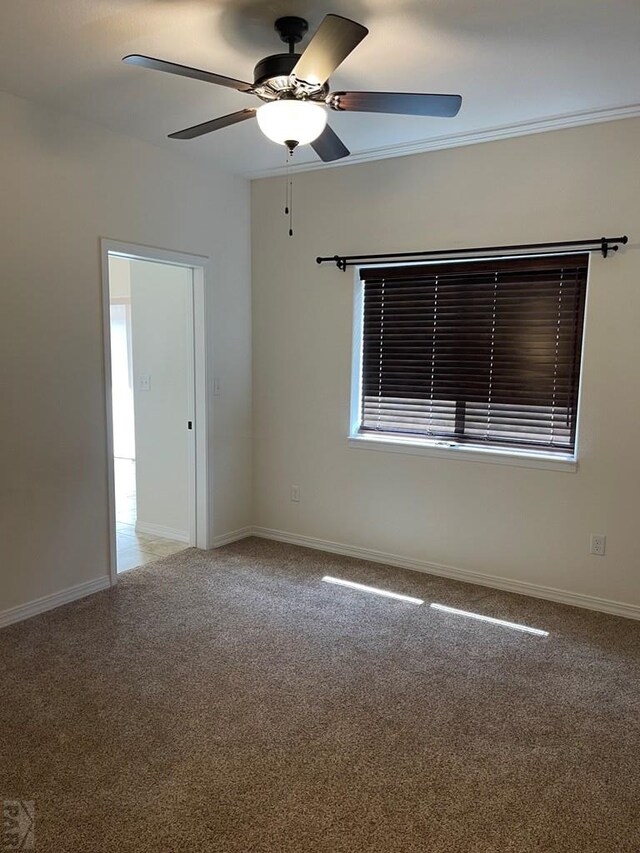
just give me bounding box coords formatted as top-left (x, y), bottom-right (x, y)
top-left (129, 259), bottom-right (191, 541)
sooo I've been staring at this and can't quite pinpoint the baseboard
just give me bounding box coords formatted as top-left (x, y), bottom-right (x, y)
top-left (135, 521), bottom-right (190, 543)
top-left (0, 576), bottom-right (111, 630)
top-left (212, 526), bottom-right (254, 548)
top-left (4, 530), bottom-right (636, 629)
top-left (252, 527), bottom-right (640, 622)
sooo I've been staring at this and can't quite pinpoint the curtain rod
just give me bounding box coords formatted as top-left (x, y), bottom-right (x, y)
top-left (316, 236), bottom-right (629, 271)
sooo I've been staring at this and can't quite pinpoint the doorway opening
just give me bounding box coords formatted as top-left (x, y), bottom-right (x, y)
top-left (102, 241), bottom-right (210, 582)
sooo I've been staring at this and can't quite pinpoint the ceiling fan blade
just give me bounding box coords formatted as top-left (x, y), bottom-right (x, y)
top-left (311, 124), bottom-right (350, 162)
top-left (123, 55), bottom-right (253, 93)
top-left (329, 91), bottom-right (462, 117)
top-left (292, 15), bottom-right (368, 87)
top-left (169, 109), bottom-right (256, 140)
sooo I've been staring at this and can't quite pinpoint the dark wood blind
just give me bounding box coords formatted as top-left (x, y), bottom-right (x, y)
top-left (359, 254), bottom-right (588, 455)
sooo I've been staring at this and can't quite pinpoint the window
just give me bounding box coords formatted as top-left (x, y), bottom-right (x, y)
top-left (355, 253), bottom-right (588, 460)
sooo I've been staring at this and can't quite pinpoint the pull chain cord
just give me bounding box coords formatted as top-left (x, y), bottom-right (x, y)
top-left (284, 148), bottom-right (294, 237)
top-left (288, 170), bottom-right (293, 237)
top-left (284, 150), bottom-right (290, 218)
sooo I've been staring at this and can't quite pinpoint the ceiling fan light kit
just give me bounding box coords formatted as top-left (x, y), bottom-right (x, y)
top-left (256, 99), bottom-right (327, 148)
top-left (122, 13), bottom-right (463, 161)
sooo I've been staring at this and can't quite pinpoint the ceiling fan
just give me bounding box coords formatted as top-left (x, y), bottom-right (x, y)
top-left (123, 14), bottom-right (462, 162)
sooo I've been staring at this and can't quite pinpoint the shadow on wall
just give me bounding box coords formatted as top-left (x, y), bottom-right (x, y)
top-left (17, 97), bottom-right (114, 158)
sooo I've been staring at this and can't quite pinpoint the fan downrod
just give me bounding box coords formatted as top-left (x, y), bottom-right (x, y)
top-left (274, 17), bottom-right (309, 52)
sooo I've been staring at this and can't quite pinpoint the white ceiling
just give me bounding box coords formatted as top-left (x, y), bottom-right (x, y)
top-left (3, 0), bottom-right (640, 176)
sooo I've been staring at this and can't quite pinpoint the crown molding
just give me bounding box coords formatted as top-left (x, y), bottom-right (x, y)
top-left (247, 102), bottom-right (640, 179)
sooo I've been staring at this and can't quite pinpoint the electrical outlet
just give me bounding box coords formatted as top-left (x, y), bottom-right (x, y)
top-left (590, 534), bottom-right (606, 556)
top-left (290, 485), bottom-right (300, 503)
top-left (139, 375), bottom-right (151, 392)
top-left (213, 377), bottom-right (221, 396)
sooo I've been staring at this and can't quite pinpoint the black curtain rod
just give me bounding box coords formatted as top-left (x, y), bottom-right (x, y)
top-left (316, 236), bottom-right (628, 271)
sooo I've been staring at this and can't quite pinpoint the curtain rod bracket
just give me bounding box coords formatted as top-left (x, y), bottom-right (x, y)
top-left (316, 236), bottom-right (629, 271)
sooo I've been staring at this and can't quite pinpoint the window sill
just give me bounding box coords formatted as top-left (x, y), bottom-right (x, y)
top-left (348, 434), bottom-right (578, 472)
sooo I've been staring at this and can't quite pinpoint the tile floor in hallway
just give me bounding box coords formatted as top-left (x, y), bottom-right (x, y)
top-left (115, 457), bottom-right (188, 572)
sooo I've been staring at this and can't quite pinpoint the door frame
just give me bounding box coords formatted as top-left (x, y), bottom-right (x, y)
top-left (100, 239), bottom-right (211, 586)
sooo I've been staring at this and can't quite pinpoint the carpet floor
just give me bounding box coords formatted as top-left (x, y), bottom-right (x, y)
top-left (1, 538), bottom-right (639, 852)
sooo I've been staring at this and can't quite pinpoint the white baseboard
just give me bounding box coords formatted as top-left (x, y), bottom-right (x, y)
top-left (212, 526), bottom-right (254, 548)
top-left (0, 576), bottom-right (111, 630)
top-left (252, 527), bottom-right (640, 622)
top-left (135, 521), bottom-right (190, 543)
top-left (4, 529), bottom-right (637, 630)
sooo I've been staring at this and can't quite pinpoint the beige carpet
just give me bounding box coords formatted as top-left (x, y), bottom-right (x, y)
top-left (1, 538), bottom-right (639, 852)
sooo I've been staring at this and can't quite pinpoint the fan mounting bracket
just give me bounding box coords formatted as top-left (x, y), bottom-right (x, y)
top-left (274, 17), bottom-right (309, 50)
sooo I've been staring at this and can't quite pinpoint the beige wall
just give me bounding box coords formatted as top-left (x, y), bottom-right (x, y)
top-left (0, 91), bottom-right (252, 614)
top-left (2, 88), bottom-right (638, 621)
top-left (252, 118), bottom-right (640, 609)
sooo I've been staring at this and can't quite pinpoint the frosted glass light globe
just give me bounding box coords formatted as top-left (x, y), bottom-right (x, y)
top-left (256, 100), bottom-right (327, 147)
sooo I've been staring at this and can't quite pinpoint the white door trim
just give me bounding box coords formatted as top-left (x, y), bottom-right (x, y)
top-left (100, 239), bottom-right (212, 587)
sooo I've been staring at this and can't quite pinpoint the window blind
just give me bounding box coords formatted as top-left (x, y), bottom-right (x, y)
top-left (359, 254), bottom-right (588, 455)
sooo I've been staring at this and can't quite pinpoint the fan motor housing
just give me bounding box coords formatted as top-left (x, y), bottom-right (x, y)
top-left (253, 53), bottom-right (298, 88)
top-left (253, 53), bottom-right (329, 101)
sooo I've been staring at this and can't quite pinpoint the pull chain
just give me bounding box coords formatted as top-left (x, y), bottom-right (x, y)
top-left (288, 171), bottom-right (293, 237)
top-left (284, 146), bottom-right (295, 237)
top-left (284, 152), bottom-right (290, 217)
